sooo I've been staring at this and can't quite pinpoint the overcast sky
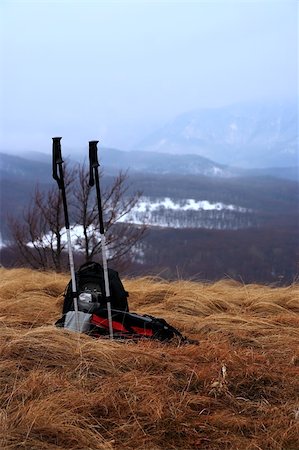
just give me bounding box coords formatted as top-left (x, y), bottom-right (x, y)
top-left (0, 0), bottom-right (297, 153)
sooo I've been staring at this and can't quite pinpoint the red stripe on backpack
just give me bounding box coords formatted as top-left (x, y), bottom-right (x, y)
top-left (91, 315), bottom-right (127, 333)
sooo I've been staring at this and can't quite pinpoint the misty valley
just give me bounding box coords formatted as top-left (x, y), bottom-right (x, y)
top-left (0, 149), bottom-right (298, 284)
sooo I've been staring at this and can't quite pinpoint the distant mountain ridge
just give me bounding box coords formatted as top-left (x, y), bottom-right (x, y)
top-left (0, 152), bottom-right (52, 183)
top-left (99, 148), bottom-right (298, 180)
top-left (100, 149), bottom-right (231, 177)
top-left (135, 100), bottom-right (298, 168)
top-left (1, 149), bottom-right (297, 181)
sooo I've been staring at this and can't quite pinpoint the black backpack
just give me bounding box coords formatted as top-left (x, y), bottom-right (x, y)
top-left (57, 261), bottom-right (196, 344)
top-left (62, 261), bottom-right (129, 315)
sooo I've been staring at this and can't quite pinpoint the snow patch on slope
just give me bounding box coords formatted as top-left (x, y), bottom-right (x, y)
top-left (119, 196), bottom-right (248, 217)
top-left (26, 196), bottom-right (252, 251)
top-left (117, 196), bottom-right (251, 228)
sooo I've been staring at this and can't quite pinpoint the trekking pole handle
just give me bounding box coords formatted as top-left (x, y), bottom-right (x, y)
top-left (89, 141), bottom-right (99, 166)
top-left (88, 140), bottom-right (99, 186)
top-left (52, 137), bottom-right (63, 188)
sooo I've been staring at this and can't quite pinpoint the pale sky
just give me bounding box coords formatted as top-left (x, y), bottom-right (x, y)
top-left (0, 0), bottom-right (297, 153)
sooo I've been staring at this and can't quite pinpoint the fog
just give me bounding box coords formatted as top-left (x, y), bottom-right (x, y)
top-left (0, 0), bottom-right (297, 153)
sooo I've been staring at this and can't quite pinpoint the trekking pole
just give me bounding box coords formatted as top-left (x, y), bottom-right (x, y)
top-left (52, 137), bottom-right (80, 332)
top-left (89, 140), bottom-right (114, 339)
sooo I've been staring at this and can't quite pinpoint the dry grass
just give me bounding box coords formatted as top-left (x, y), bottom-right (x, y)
top-left (0, 267), bottom-right (298, 450)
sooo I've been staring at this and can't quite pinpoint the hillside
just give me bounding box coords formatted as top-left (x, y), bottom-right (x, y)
top-left (1, 151), bottom-right (298, 242)
top-left (136, 100), bottom-right (297, 168)
top-left (1, 268), bottom-right (298, 449)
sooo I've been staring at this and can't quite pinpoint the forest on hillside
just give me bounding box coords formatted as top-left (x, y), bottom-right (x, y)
top-left (128, 224), bottom-right (299, 283)
top-left (2, 222), bottom-right (298, 284)
top-left (1, 156), bottom-right (298, 283)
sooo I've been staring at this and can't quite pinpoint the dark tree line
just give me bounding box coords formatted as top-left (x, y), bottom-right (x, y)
top-left (128, 225), bottom-right (299, 284)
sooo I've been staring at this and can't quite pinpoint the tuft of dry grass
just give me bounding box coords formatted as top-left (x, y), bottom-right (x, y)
top-left (0, 267), bottom-right (298, 449)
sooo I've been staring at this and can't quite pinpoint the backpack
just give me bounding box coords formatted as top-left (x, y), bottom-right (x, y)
top-left (56, 262), bottom-right (196, 344)
top-left (62, 261), bottom-right (129, 316)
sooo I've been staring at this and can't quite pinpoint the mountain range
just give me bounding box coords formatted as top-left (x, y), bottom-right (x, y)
top-left (135, 100), bottom-right (298, 168)
top-left (2, 99), bottom-right (297, 176)
top-left (2, 148), bottom-right (297, 182)
top-left (1, 99), bottom-right (298, 282)
top-left (1, 150), bottom-right (298, 241)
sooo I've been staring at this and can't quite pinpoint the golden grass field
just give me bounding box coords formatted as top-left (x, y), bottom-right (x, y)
top-left (0, 267), bottom-right (298, 450)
